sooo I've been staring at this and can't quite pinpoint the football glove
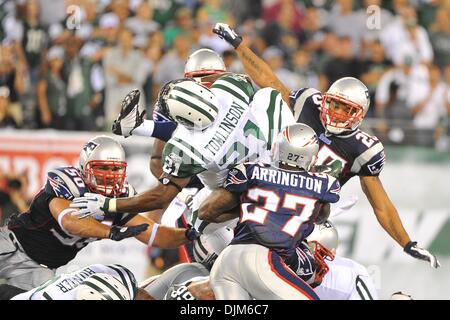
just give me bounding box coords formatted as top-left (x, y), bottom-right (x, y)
top-left (185, 225), bottom-right (201, 241)
top-left (70, 193), bottom-right (113, 220)
top-left (112, 89), bottom-right (146, 137)
top-left (404, 241), bottom-right (441, 268)
top-left (109, 224), bottom-right (149, 241)
top-left (212, 23), bottom-right (242, 49)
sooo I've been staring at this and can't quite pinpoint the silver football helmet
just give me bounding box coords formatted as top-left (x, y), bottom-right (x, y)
top-left (306, 220), bottom-right (338, 284)
top-left (271, 123), bottom-right (319, 170)
top-left (307, 220), bottom-right (339, 255)
top-left (159, 78), bottom-right (219, 130)
top-left (184, 48), bottom-right (226, 87)
top-left (76, 273), bottom-right (132, 300)
top-left (320, 77), bottom-right (370, 134)
top-left (79, 135), bottom-right (127, 197)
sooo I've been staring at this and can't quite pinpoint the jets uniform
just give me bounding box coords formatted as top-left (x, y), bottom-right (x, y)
top-left (11, 264), bottom-right (137, 300)
top-left (161, 74), bottom-right (295, 235)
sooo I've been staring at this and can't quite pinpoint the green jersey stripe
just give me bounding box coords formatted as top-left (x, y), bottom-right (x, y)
top-left (220, 76), bottom-right (253, 100)
top-left (212, 83), bottom-right (248, 106)
top-left (170, 139), bottom-right (205, 165)
top-left (42, 292), bottom-right (53, 300)
top-left (91, 274), bottom-right (125, 300)
top-left (168, 94), bottom-right (215, 122)
top-left (172, 86), bottom-right (219, 113)
top-left (173, 138), bottom-right (205, 162)
top-left (266, 89), bottom-right (278, 147)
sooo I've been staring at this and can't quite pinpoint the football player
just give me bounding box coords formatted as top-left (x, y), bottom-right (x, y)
top-left (212, 22), bottom-right (440, 269)
top-left (0, 136), bottom-right (199, 290)
top-left (304, 221), bottom-right (379, 300)
top-left (9, 263), bottom-right (152, 300)
top-left (199, 123), bottom-right (340, 300)
top-left (71, 72), bottom-right (295, 228)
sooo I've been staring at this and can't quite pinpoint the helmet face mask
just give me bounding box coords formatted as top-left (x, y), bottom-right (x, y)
top-left (84, 160), bottom-right (127, 197)
top-left (320, 77), bottom-right (370, 135)
top-left (308, 240), bottom-right (335, 285)
top-left (320, 93), bottom-right (364, 134)
top-left (306, 220), bottom-right (339, 285)
top-left (79, 136), bottom-right (127, 197)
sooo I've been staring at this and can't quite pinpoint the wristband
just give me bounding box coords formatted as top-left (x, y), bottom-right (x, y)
top-left (107, 198), bottom-right (117, 213)
top-left (148, 223), bottom-right (160, 247)
top-left (58, 208), bottom-right (78, 234)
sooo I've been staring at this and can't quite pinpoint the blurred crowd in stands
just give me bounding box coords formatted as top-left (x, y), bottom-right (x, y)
top-left (0, 0), bottom-right (449, 148)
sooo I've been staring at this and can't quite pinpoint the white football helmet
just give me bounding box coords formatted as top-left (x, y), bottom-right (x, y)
top-left (184, 48), bottom-right (226, 87)
top-left (306, 220), bottom-right (338, 284)
top-left (76, 273), bottom-right (132, 300)
top-left (271, 123), bottom-right (319, 170)
top-left (320, 77), bottom-right (370, 134)
top-left (158, 78), bottom-right (219, 130)
top-left (307, 220), bottom-right (339, 255)
top-left (79, 135), bottom-right (127, 197)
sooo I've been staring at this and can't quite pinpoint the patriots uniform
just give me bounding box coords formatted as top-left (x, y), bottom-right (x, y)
top-left (7, 166), bottom-right (136, 269)
top-left (290, 88), bottom-right (386, 186)
top-left (224, 163), bottom-right (340, 259)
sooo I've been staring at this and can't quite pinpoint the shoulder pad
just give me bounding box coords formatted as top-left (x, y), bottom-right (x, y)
top-left (289, 88), bottom-right (321, 119)
top-left (45, 167), bottom-right (88, 200)
top-left (350, 135), bottom-right (386, 176)
top-left (223, 163), bottom-right (249, 192)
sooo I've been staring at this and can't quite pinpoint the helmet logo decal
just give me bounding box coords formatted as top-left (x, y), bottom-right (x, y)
top-left (82, 141), bottom-right (99, 157)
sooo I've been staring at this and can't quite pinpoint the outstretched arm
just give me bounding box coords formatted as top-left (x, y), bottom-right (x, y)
top-left (71, 175), bottom-right (191, 218)
top-left (360, 176), bottom-right (410, 247)
top-left (213, 23), bottom-right (291, 104)
top-left (235, 45), bottom-right (291, 104)
top-left (198, 188), bottom-right (240, 223)
top-left (360, 175), bottom-right (440, 268)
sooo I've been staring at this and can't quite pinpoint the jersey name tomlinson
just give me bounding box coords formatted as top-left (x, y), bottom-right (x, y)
top-left (205, 101), bottom-right (246, 153)
top-left (251, 166), bottom-right (323, 193)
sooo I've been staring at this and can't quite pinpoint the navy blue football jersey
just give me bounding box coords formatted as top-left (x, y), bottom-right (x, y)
top-left (225, 163), bottom-right (340, 259)
top-left (290, 88), bottom-right (386, 186)
top-left (8, 166), bottom-right (137, 269)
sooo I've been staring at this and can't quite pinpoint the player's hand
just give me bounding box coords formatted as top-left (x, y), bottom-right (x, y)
top-left (70, 192), bottom-right (113, 220)
top-left (109, 224), bottom-right (149, 241)
top-left (185, 224), bottom-right (201, 241)
top-left (212, 23), bottom-right (242, 49)
top-left (112, 89), bottom-right (146, 137)
top-left (404, 241), bottom-right (441, 268)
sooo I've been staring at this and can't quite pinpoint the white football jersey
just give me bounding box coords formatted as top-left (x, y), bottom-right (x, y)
top-left (162, 74), bottom-right (295, 189)
top-left (11, 264), bottom-right (136, 300)
top-left (315, 256), bottom-right (379, 300)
